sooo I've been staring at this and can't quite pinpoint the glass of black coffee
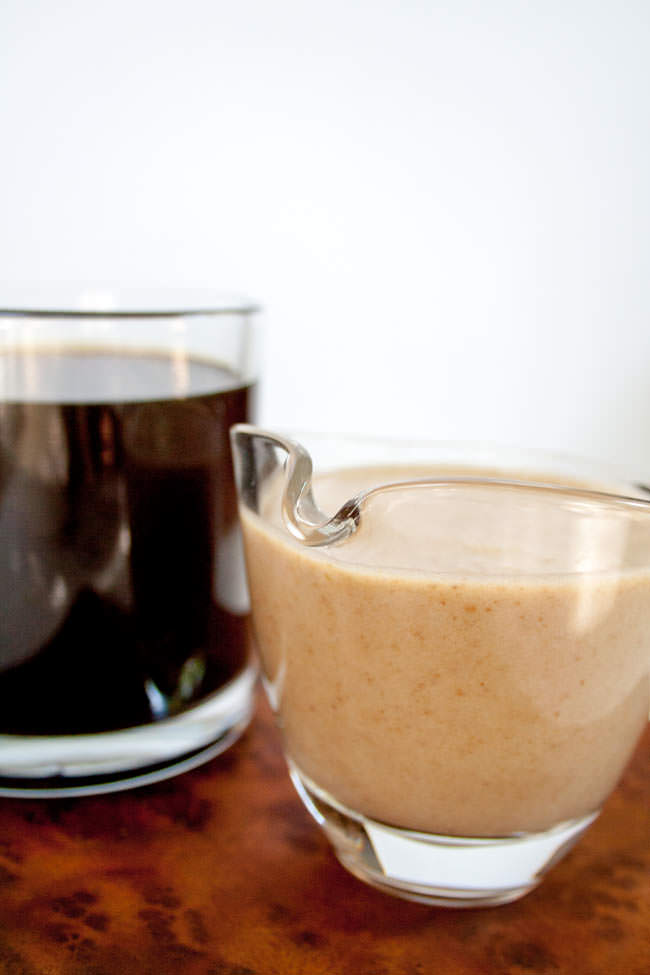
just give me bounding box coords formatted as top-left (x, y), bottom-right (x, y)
top-left (0, 290), bottom-right (258, 795)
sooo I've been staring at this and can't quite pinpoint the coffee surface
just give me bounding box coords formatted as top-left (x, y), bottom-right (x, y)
top-left (242, 465), bottom-right (650, 836)
top-left (0, 348), bottom-right (253, 734)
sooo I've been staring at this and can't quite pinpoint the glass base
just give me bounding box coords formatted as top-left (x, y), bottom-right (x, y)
top-left (289, 762), bottom-right (599, 908)
top-left (0, 664), bottom-right (256, 797)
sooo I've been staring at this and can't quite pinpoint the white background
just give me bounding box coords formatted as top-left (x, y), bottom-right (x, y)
top-left (1, 1), bottom-right (649, 471)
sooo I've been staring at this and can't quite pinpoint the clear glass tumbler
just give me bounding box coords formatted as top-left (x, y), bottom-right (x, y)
top-left (232, 426), bottom-right (650, 907)
top-left (0, 290), bottom-right (258, 796)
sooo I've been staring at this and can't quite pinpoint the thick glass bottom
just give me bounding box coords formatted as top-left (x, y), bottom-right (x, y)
top-left (289, 762), bottom-right (600, 907)
top-left (0, 663), bottom-right (256, 797)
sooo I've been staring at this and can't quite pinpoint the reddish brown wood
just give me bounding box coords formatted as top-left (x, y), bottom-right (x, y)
top-left (0, 690), bottom-right (648, 975)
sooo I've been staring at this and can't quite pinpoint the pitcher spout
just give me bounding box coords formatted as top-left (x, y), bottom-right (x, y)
top-left (230, 424), bottom-right (358, 546)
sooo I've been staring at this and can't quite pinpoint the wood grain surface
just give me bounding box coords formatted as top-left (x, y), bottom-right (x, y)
top-left (0, 690), bottom-right (647, 975)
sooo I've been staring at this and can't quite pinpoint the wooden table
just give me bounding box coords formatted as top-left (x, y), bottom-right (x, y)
top-left (0, 691), bottom-right (648, 975)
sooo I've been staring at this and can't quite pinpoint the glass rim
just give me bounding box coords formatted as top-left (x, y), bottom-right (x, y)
top-left (232, 424), bottom-right (650, 508)
top-left (356, 474), bottom-right (650, 516)
top-left (268, 426), bottom-right (643, 472)
top-left (0, 286), bottom-right (260, 319)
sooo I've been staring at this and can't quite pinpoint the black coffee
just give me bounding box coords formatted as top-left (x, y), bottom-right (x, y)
top-left (0, 348), bottom-right (254, 734)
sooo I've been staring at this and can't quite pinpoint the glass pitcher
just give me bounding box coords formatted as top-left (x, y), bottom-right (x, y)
top-left (231, 425), bottom-right (650, 907)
